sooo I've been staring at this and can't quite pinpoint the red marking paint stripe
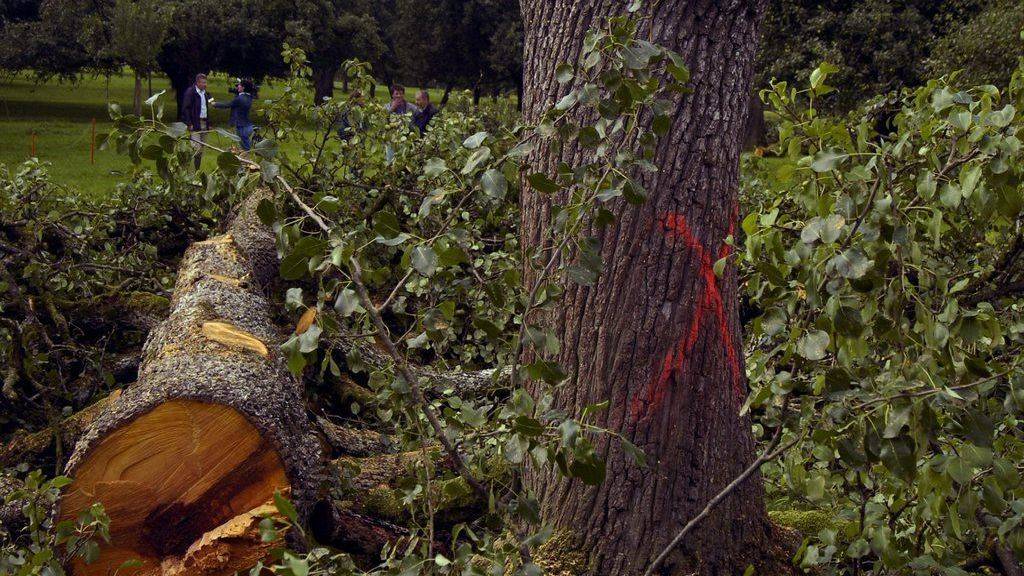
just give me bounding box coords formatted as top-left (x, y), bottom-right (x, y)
top-left (630, 211), bottom-right (743, 422)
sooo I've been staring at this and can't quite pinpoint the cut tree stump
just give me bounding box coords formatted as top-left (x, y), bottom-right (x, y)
top-left (59, 191), bottom-right (322, 576)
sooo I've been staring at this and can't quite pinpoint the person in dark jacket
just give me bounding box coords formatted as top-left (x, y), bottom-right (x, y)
top-left (181, 73), bottom-right (213, 168)
top-left (411, 90), bottom-right (439, 133)
top-left (214, 79), bottom-right (255, 150)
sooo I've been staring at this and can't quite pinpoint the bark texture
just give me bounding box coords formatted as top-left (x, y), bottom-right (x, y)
top-left (60, 191), bottom-right (322, 575)
top-left (520, 2), bottom-right (771, 574)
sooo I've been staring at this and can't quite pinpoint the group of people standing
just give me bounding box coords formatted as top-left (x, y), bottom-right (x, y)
top-left (181, 73), bottom-right (256, 166)
top-left (384, 85), bottom-right (439, 133)
top-left (180, 74), bottom-right (441, 168)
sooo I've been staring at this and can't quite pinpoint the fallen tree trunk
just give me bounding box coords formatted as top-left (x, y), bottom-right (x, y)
top-left (59, 191), bottom-right (322, 576)
top-left (1, 392), bottom-right (377, 472)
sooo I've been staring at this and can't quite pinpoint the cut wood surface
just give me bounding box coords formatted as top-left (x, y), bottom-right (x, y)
top-left (60, 191), bottom-right (321, 576)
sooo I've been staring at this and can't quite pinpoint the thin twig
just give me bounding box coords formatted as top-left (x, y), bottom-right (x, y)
top-left (348, 256), bottom-right (489, 495)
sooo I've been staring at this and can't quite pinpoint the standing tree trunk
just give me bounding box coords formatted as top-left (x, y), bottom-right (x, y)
top-left (520, 2), bottom-right (774, 575)
top-left (439, 82), bottom-right (454, 107)
top-left (743, 92), bottom-right (767, 151)
top-left (313, 64), bottom-right (339, 105)
top-left (133, 71), bottom-right (143, 116)
top-left (170, 71), bottom-right (192, 122)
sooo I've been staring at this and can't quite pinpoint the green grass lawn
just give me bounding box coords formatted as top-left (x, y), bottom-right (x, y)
top-left (0, 71), bottom-right (445, 196)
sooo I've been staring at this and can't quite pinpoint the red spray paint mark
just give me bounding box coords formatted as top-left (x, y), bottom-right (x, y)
top-left (630, 210), bottom-right (743, 421)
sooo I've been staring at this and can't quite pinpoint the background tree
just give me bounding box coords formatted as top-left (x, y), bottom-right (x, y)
top-left (519, 1), bottom-right (775, 574)
top-left (754, 0), bottom-right (988, 110)
top-left (285, 0), bottom-right (383, 104)
top-left (388, 0), bottom-right (521, 105)
top-left (0, 0), bottom-right (101, 79)
top-left (928, 0), bottom-right (1024, 87)
top-left (106, 0), bottom-right (170, 115)
top-left (157, 0), bottom-right (290, 117)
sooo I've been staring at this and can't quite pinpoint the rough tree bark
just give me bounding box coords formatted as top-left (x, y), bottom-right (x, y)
top-left (520, 2), bottom-right (772, 575)
top-left (59, 191), bottom-right (322, 576)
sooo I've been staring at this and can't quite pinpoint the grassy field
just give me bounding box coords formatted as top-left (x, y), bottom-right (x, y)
top-left (0, 71), bottom-right (445, 195)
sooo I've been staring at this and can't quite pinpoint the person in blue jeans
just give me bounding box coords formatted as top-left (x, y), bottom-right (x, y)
top-left (213, 79), bottom-right (255, 150)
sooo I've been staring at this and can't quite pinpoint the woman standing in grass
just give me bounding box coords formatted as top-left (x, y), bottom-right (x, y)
top-left (214, 79), bottom-right (256, 151)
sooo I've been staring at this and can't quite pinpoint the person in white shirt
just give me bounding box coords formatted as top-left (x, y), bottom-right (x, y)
top-left (181, 73), bottom-right (214, 168)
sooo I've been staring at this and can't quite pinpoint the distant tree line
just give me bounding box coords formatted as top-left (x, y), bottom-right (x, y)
top-left (758, 0), bottom-right (1024, 110)
top-left (0, 0), bottom-right (1021, 115)
top-left (0, 0), bottom-right (523, 113)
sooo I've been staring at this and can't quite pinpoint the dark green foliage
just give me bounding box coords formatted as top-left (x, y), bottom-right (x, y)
top-left (0, 127), bottom-right (235, 438)
top-left (755, 0), bottom-right (1000, 110)
top-left (1, 470), bottom-right (110, 576)
top-left (928, 0), bottom-right (1024, 88)
top-left (385, 0), bottom-right (522, 96)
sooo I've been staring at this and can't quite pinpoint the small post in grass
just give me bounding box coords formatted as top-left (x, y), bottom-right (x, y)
top-left (90, 118), bottom-right (97, 165)
top-left (30, 132), bottom-right (36, 157)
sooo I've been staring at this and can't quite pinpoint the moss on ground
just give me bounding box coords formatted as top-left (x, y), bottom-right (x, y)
top-left (769, 509), bottom-right (842, 537)
top-left (532, 530), bottom-right (588, 576)
top-left (125, 291), bottom-right (170, 315)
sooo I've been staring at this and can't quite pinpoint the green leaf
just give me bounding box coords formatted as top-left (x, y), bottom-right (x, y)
top-left (797, 330), bottom-right (830, 361)
top-left (528, 172), bottom-right (559, 194)
top-left (280, 253), bottom-right (310, 280)
top-left (373, 211), bottom-right (402, 238)
top-left (514, 416), bottom-right (545, 437)
top-left (569, 448), bottom-right (606, 485)
top-left (713, 256), bottom-right (728, 278)
top-left (917, 172), bottom-right (937, 199)
top-left (461, 146), bottom-right (492, 175)
top-left (286, 555), bottom-right (309, 576)
top-left (806, 475), bottom-right (826, 500)
top-left (463, 131), bottom-right (488, 149)
top-left (555, 64), bottom-right (574, 84)
top-left (473, 317), bottom-right (502, 338)
top-left (480, 169), bottom-right (508, 200)
top-left (334, 288), bottom-right (359, 317)
top-left (525, 360), bottom-right (567, 384)
top-left (411, 245), bottom-right (438, 276)
top-left (883, 403), bottom-right (912, 439)
top-left (256, 199), bottom-right (277, 225)
top-left (830, 248), bottom-right (873, 279)
top-left (165, 122), bottom-right (187, 138)
top-left (940, 182), bottom-right (962, 208)
top-left (819, 214), bottom-right (845, 244)
top-left (960, 165), bottom-right (982, 198)
top-left (298, 324), bottom-right (322, 353)
top-left (144, 89), bottom-right (166, 107)
top-left (810, 150), bottom-right (848, 173)
top-left (621, 438), bottom-right (647, 467)
top-left (273, 491), bottom-right (299, 524)
top-left (809, 62), bottom-right (839, 91)
top-left (217, 151), bottom-right (240, 171)
top-left (555, 91), bottom-right (579, 111)
top-left (984, 104), bottom-right (1016, 128)
top-left (423, 157), bottom-right (447, 177)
